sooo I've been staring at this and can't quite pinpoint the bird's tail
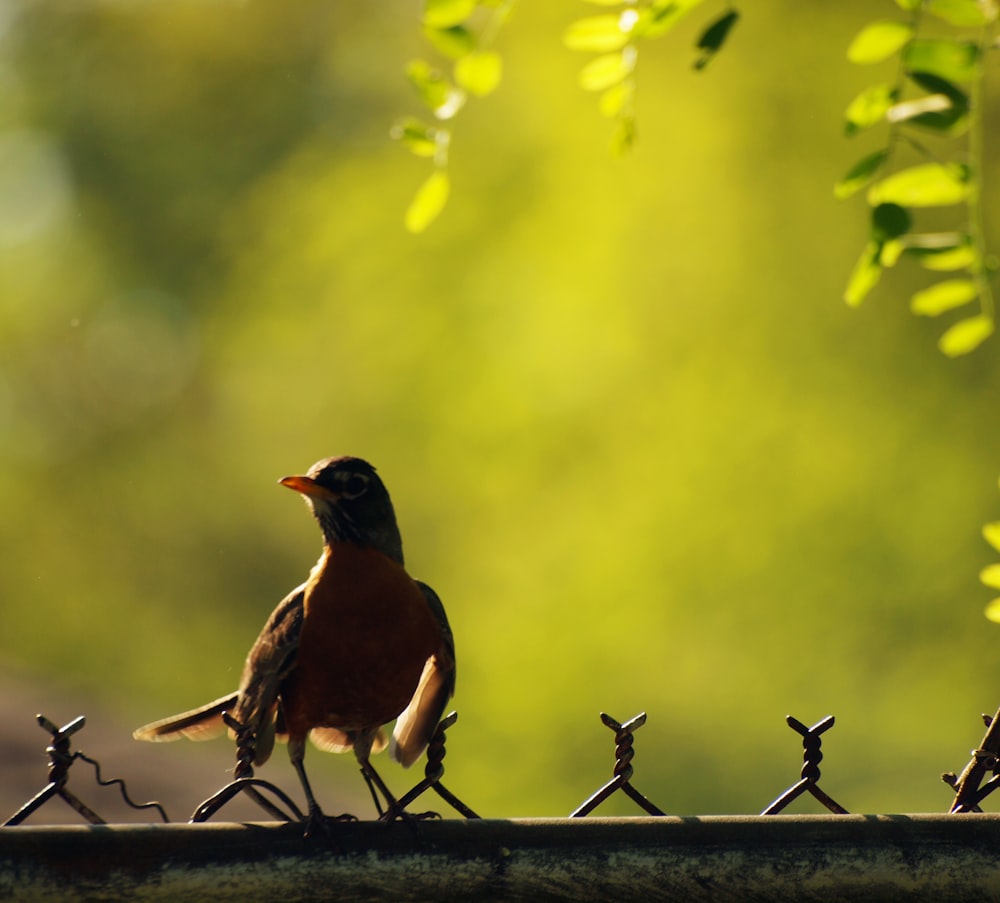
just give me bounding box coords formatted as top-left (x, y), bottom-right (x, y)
top-left (133, 692), bottom-right (239, 743)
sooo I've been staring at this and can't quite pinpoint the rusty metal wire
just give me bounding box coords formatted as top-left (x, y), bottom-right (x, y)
top-left (190, 710), bottom-right (479, 825)
top-left (393, 711), bottom-right (480, 819)
top-left (4, 714), bottom-right (169, 826)
top-left (944, 706), bottom-right (1000, 813)
top-left (19, 702), bottom-right (1000, 829)
top-left (762, 715), bottom-right (848, 815)
top-left (188, 711), bottom-right (307, 824)
top-left (570, 712), bottom-right (666, 818)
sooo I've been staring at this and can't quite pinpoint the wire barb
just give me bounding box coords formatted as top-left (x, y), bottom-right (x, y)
top-left (570, 711), bottom-right (666, 818)
top-left (945, 706), bottom-right (1000, 813)
top-left (394, 711), bottom-right (480, 819)
top-left (3, 713), bottom-right (169, 826)
top-left (762, 714), bottom-right (848, 815)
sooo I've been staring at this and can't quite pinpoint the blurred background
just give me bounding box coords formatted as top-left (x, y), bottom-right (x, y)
top-left (3, 0), bottom-right (1000, 824)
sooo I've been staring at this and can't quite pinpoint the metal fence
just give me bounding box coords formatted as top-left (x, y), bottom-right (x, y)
top-left (4, 706), bottom-right (1000, 900)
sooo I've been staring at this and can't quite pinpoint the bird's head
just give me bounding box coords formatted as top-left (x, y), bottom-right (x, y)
top-left (280, 456), bottom-right (404, 564)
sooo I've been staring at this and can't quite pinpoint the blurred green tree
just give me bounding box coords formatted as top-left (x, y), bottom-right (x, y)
top-left (1, 0), bottom-right (999, 821)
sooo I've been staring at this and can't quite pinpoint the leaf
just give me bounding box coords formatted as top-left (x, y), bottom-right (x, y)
top-left (407, 60), bottom-right (465, 120)
top-left (579, 51), bottom-right (634, 91)
top-left (871, 203), bottom-right (912, 242)
top-left (599, 81), bottom-right (633, 118)
top-left (390, 117), bottom-right (440, 158)
top-left (845, 241), bottom-right (884, 307)
top-left (454, 51), bottom-right (502, 96)
top-left (423, 0), bottom-right (477, 29)
top-left (986, 597), bottom-right (1000, 624)
top-left (921, 243), bottom-right (978, 271)
top-left (926, 0), bottom-right (998, 26)
top-left (694, 10), bottom-right (740, 70)
top-left (834, 149), bottom-right (888, 199)
top-left (904, 39), bottom-right (980, 82)
top-left (981, 564), bottom-right (1000, 589)
top-left (847, 21), bottom-right (914, 64)
top-left (938, 313), bottom-right (994, 356)
top-left (564, 15), bottom-right (631, 52)
top-left (610, 115), bottom-right (636, 157)
top-left (888, 94), bottom-right (952, 122)
top-left (985, 522), bottom-right (1000, 552)
top-left (634, 0), bottom-right (706, 40)
top-left (423, 25), bottom-right (477, 60)
top-left (868, 162), bottom-right (971, 207)
top-left (844, 84), bottom-right (898, 135)
top-left (902, 71), bottom-right (970, 133)
top-left (909, 71), bottom-right (969, 103)
top-left (405, 170), bottom-right (450, 234)
top-left (909, 279), bottom-right (977, 315)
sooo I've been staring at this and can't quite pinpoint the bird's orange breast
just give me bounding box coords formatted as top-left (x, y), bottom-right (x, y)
top-left (281, 544), bottom-right (441, 738)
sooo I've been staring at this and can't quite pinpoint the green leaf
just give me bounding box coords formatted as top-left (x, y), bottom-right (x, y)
top-left (889, 96), bottom-right (967, 135)
top-left (980, 563), bottom-right (1000, 589)
top-left (423, 25), bottom-right (477, 60)
top-left (407, 60), bottom-right (465, 119)
top-left (986, 597), bottom-right (1000, 624)
top-left (454, 51), bottom-right (502, 96)
top-left (423, 0), bottom-right (477, 29)
top-left (888, 94), bottom-right (952, 123)
top-left (904, 39), bottom-right (980, 82)
top-left (938, 313), bottom-right (994, 356)
top-left (844, 84), bottom-right (898, 135)
top-left (921, 243), bottom-right (978, 271)
top-left (926, 0), bottom-right (998, 27)
top-left (694, 10), bottom-right (740, 70)
top-left (564, 15), bottom-right (631, 52)
top-left (868, 162), bottom-right (971, 207)
top-left (985, 522), bottom-right (1000, 552)
top-left (909, 71), bottom-right (969, 102)
top-left (834, 149), bottom-right (888, 199)
top-left (634, 0), bottom-right (706, 40)
top-left (889, 232), bottom-right (978, 270)
top-left (871, 203), bottom-right (912, 242)
top-left (881, 239), bottom-right (905, 267)
top-left (909, 279), bottom-right (977, 315)
top-left (579, 51), bottom-right (634, 91)
top-left (599, 81), bottom-right (633, 118)
top-left (904, 71), bottom-right (970, 133)
top-left (845, 241), bottom-right (884, 306)
top-left (610, 115), bottom-right (636, 157)
top-left (847, 21), bottom-right (914, 64)
top-left (390, 117), bottom-right (440, 158)
top-left (895, 0), bottom-right (922, 9)
top-left (405, 170), bottom-right (450, 233)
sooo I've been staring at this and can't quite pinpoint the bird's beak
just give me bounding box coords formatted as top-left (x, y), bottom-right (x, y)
top-left (279, 475), bottom-right (338, 499)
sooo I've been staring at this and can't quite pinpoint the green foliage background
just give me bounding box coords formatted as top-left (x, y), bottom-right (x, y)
top-left (3, 0), bottom-right (1000, 817)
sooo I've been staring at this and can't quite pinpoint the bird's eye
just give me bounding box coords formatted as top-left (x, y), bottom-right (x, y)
top-left (341, 474), bottom-right (369, 499)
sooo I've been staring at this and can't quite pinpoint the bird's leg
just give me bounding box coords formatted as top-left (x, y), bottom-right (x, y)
top-left (289, 737), bottom-right (328, 838)
top-left (359, 758), bottom-right (411, 824)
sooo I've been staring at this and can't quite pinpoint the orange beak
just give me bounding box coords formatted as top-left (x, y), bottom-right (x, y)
top-left (278, 475), bottom-right (338, 499)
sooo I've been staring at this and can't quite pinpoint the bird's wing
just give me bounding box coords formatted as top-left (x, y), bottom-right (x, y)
top-left (232, 582), bottom-right (306, 765)
top-left (389, 581), bottom-right (456, 768)
top-left (133, 584), bottom-right (306, 759)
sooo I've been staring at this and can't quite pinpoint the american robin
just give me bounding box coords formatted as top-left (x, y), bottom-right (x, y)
top-left (133, 456), bottom-right (456, 831)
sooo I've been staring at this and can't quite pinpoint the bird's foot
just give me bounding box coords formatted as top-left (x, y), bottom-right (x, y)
top-left (302, 803), bottom-right (357, 840)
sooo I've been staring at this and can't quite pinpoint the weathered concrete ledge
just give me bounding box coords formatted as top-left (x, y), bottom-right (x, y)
top-left (2, 814), bottom-right (999, 901)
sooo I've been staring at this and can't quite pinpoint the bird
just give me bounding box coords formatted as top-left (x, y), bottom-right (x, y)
top-left (133, 456), bottom-right (456, 833)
